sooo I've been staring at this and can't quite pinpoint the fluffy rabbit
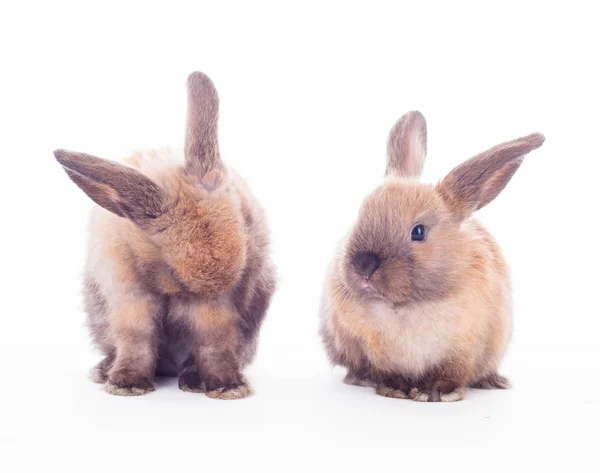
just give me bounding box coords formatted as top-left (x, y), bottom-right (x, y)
top-left (320, 111), bottom-right (544, 402)
top-left (54, 72), bottom-right (275, 399)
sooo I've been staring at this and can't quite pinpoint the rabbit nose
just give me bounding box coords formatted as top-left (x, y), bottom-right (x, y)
top-left (352, 251), bottom-right (381, 279)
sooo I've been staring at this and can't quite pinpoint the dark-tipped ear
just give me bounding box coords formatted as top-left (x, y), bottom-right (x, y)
top-left (386, 111), bottom-right (427, 178)
top-left (54, 149), bottom-right (165, 223)
top-left (436, 133), bottom-right (545, 221)
top-left (184, 71), bottom-right (224, 187)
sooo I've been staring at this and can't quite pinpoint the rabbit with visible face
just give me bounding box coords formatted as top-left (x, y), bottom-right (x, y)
top-left (55, 72), bottom-right (275, 399)
top-left (320, 111), bottom-right (544, 402)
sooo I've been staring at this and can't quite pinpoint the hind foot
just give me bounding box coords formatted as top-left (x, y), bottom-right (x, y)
top-left (89, 356), bottom-right (114, 384)
top-left (344, 371), bottom-right (377, 388)
top-left (375, 374), bottom-right (411, 399)
top-left (178, 365), bottom-right (206, 393)
top-left (376, 385), bottom-right (409, 399)
top-left (410, 380), bottom-right (467, 402)
top-left (471, 373), bottom-right (511, 389)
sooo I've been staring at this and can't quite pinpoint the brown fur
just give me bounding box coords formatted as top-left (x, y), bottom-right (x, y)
top-left (55, 72), bottom-right (275, 398)
top-left (320, 111), bottom-right (544, 402)
top-left (386, 111), bottom-right (427, 178)
top-left (184, 71), bottom-right (223, 188)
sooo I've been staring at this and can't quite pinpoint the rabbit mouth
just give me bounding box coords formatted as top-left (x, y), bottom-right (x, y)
top-left (344, 266), bottom-right (416, 306)
top-left (357, 279), bottom-right (377, 292)
top-left (344, 271), bottom-right (385, 301)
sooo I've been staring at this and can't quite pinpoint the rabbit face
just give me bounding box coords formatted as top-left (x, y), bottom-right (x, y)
top-left (342, 179), bottom-right (458, 306)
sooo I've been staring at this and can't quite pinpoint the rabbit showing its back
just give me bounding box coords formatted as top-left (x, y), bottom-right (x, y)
top-left (56, 72), bottom-right (275, 399)
top-left (320, 111), bottom-right (544, 402)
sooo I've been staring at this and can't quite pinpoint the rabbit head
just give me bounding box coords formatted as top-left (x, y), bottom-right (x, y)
top-left (54, 72), bottom-right (247, 296)
top-left (342, 111), bottom-right (544, 306)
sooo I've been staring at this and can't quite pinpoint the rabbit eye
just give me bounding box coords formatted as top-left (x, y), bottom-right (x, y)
top-left (411, 224), bottom-right (426, 241)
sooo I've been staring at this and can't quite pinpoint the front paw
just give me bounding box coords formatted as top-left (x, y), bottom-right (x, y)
top-left (105, 370), bottom-right (155, 396)
top-left (410, 380), bottom-right (467, 402)
top-left (376, 385), bottom-right (410, 399)
top-left (375, 374), bottom-right (411, 399)
top-left (202, 370), bottom-right (253, 400)
top-left (206, 382), bottom-right (254, 400)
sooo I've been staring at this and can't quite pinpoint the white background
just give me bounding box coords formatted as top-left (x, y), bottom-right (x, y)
top-left (1, 1), bottom-right (598, 472)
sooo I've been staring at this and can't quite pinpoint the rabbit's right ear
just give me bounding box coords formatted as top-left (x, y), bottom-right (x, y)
top-left (184, 71), bottom-right (225, 188)
top-left (54, 150), bottom-right (165, 223)
top-left (385, 111), bottom-right (427, 178)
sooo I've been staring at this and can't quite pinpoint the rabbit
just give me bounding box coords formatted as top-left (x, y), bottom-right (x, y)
top-left (54, 72), bottom-right (275, 399)
top-left (319, 110), bottom-right (544, 402)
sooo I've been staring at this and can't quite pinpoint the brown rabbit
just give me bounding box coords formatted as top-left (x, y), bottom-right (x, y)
top-left (54, 72), bottom-right (275, 399)
top-left (319, 111), bottom-right (544, 402)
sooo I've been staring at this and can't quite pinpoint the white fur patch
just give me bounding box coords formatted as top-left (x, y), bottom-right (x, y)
top-left (365, 299), bottom-right (455, 377)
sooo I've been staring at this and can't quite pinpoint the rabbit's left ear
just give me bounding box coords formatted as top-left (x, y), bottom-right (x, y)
top-left (54, 149), bottom-right (165, 224)
top-left (385, 111), bottom-right (427, 178)
top-left (436, 133), bottom-right (545, 221)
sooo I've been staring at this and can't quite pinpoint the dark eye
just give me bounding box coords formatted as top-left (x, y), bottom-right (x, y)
top-left (411, 224), bottom-right (426, 241)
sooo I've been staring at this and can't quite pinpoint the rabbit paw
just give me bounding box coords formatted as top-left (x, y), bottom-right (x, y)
top-left (90, 357), bottom-right (113, 384)
top-left (375, 374), bottom-right (411, 399)
top-left (206, 382), bottom-right (254, 400)
top-left (410, 381), bottom-right (467, 402)
top-left (344, 372), bottom-right (377, 387)
top-left (105, 370), bottom-right (155, 396)
top-left (470, 373), bottom-right (511, 389)
top-left (178, 369), bottom-right (206, 393)
top-left (375, 385), bottom-right (410, 399)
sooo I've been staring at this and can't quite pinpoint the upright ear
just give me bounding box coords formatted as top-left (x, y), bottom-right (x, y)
top-left (184, 71), bottom-right (224, 187)
top-left (385, 111), bottom-right (427, 178)
top-left (436, 133), bottom-right (545, 221)
top-left (54, 149), bottom-right (165, 224)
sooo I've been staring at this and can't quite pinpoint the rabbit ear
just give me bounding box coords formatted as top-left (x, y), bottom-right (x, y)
top-left (54, 149), bottom-right (165, 223)
top-left (184, 71), bottom-right (224, 188)
top-left (436, 133), bottom-right (545, 221)
top-left (385, 111), bottom-right (427, 178)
